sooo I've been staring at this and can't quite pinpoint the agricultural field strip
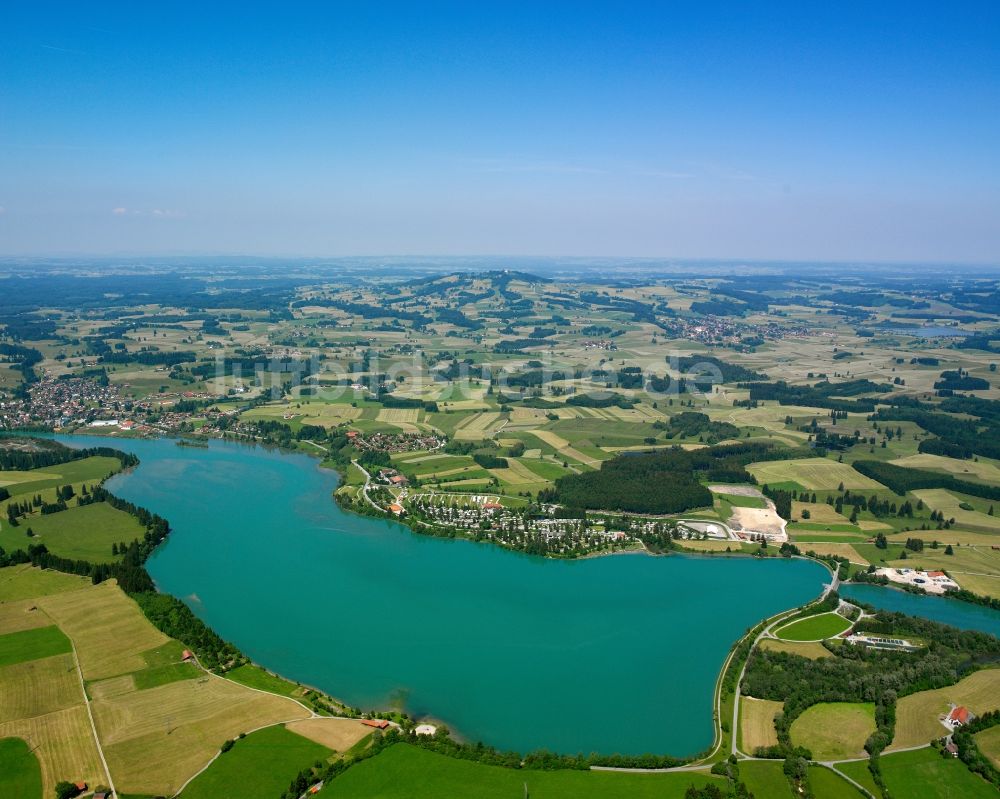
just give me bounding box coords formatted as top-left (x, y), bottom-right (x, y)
top-left (0, 593), bottom-right (112, 796)
top-left (748, 458), bottom-right (887, 491)
top-left (528, 430), bottom-right (603, 466)
top-left (0, 574), bottom-right (325, 795)
top-left (890, 668), bottom-right (1000, 750)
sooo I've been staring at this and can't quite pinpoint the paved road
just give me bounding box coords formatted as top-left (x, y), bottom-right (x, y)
top-left (352, 460), bottom-right (383, 511)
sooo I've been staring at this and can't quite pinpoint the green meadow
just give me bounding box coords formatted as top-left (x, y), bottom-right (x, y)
top-left (319, 744), bottom-right (725, 799)
top-left (774, 612), bottom-right (852, 642)
top-left (0, 625), bottom-right (72, 667)
top-left (0, 501), bottom-right (145, 564)
top-left (180, 725), bottom-right (332, 799)
top-left (0, 737), bottom-right (42, 799)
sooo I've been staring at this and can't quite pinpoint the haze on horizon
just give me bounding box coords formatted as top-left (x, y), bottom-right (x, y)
top-left (1, 1), bottom-right (998, 263)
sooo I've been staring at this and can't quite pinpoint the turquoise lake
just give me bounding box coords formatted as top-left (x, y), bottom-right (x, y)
top-left (59, 434), bottom-right (828, 756)
top-left (840, 584), bottom-right (1000, 638)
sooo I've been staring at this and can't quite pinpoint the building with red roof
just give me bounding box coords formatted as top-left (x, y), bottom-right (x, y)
top-left (948, 706), bottom-right (971, 726)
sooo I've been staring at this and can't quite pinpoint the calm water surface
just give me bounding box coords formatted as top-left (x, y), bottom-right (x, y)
top-left (840, 584), bottom-right (1000, 638)
top-left (60, 434), bottom-right (828, 755)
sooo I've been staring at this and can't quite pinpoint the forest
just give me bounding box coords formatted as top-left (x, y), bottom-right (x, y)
top-left (548, 441), bottom-right (791, 514)
top-left (852, 459), bottom-right (1000, 500)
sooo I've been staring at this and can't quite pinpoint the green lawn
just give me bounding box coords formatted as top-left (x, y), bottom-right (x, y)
top-left (179, 725), bottom-right (332, 799)
top-left (320, 743), bottom-right (725, 798)
top-left (133, 661), bottom-right (201, 690)
top-left (226, 663), bottom-right (303, 698)
top-left (739, 760), bottom-right (794, 799)
top-left (808, 765), bottom-right (866, 798)
top-left (834, 760), bottom-right (880, 797)
top-left (0, 737), bottom-right (42, 799)
top-left (0, 501), bottom-right (145, 564)
top-left (880, 747), bottom-right (997, 799)
top-left (519, 458), bottom-right (573, 481)
top-left (715, 492), bottom-right (769, 509)
top-left (0, 625), bottom-right (72, 667)
top-left (775, 612), bottom-right (852, 642)
top-left (0, 455), bottom-right (122, 498)
top-left (0, 564), bottom-right (87, 601)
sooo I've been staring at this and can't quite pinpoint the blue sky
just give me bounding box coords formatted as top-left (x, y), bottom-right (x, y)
top-left (1, 1), bottom-right (998, 261)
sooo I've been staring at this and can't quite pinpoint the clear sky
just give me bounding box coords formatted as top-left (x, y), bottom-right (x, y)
top-left (1, 1), bottom-right (998, 262)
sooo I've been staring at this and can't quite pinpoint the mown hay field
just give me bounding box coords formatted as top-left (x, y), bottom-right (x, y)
top-left (974, 725), bottom-right (1000, 769)
top-left (748, 458), bottom-right (886, 491)
top-left (757, 639), bottom-right (832, 659)
top-left (891, 669), bottom-right (1000, 750)
top-left (0, 706), bottom-right (106, 798)
top-left (796, 542), bottom-right (870, 564)
top-left (891, 453), bottom-right (1000, 484)
top-left (528, 430), bottom-right (603, 467)
top-left (789, 702), bottom-right (876, 760)
top-left (911, 489), bottom-right (1000, 533)
top-left (453, 411), bottom-right (502, 440)
top-left (94, 674), bottom-right (310, 796)
top-left (0, 565), bottom-right (95, 603)
top-left (739, 697), bottom-right (782, 751)
top-left (0, 652), bottom-right (81, 725)
top-left (285, 718), bottom-right (372, 752)
top-left (36, 580), bottom-right (169, 680)
top-left (0, 598), bottom-right (54, 634)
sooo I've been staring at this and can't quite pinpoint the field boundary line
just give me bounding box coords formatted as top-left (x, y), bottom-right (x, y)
top-left (69, 637), bottom-right (117, 797)
top-left (169, 715), bottom-right (329, 798)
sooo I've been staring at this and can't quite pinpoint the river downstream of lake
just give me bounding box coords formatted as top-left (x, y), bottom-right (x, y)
top-left (59, 434), bottom-right (829, 756)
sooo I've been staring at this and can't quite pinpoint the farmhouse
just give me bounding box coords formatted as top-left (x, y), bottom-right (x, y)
top-left (361, 719), bottom-right (391, 729)
top-left (947, 706), bottom-right (972, 727)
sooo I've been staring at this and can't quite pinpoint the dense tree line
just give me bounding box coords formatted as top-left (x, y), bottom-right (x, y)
top-left (472, 452), bottom-right (508, 469)
top-left (934, 369), bottom-right (990, 392)
top-left (761, 485), bottom-right (792, 519)
top-left (742, 610), bottom-right (1000, 764)
top-left (290, 297), bottom-right (431, 326)
top-left (664, 411), bottom-right (740, 443)
top-left (675, 354), bottom-right (768, 385)
top-left (99, 349), bottom-right (197, 366)
top-left (949, 709), bottom-right (1000, 789)
top-left (564, 392), bottom-right (634, 408)
top-left (435, 308), bottom-right (483, 329)
top-left (740, 379), bottom-right (891, 412)
top-left (852, 459), bottom-right (1000, 500)
top-left (0, 440), bottom-right (138, 471)
top-left (0, 342), bottom-right (43, 390)
top-left (133, 592), bottom-right (243, 672)
top-left (547, 442), bottom-right (791, 514)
